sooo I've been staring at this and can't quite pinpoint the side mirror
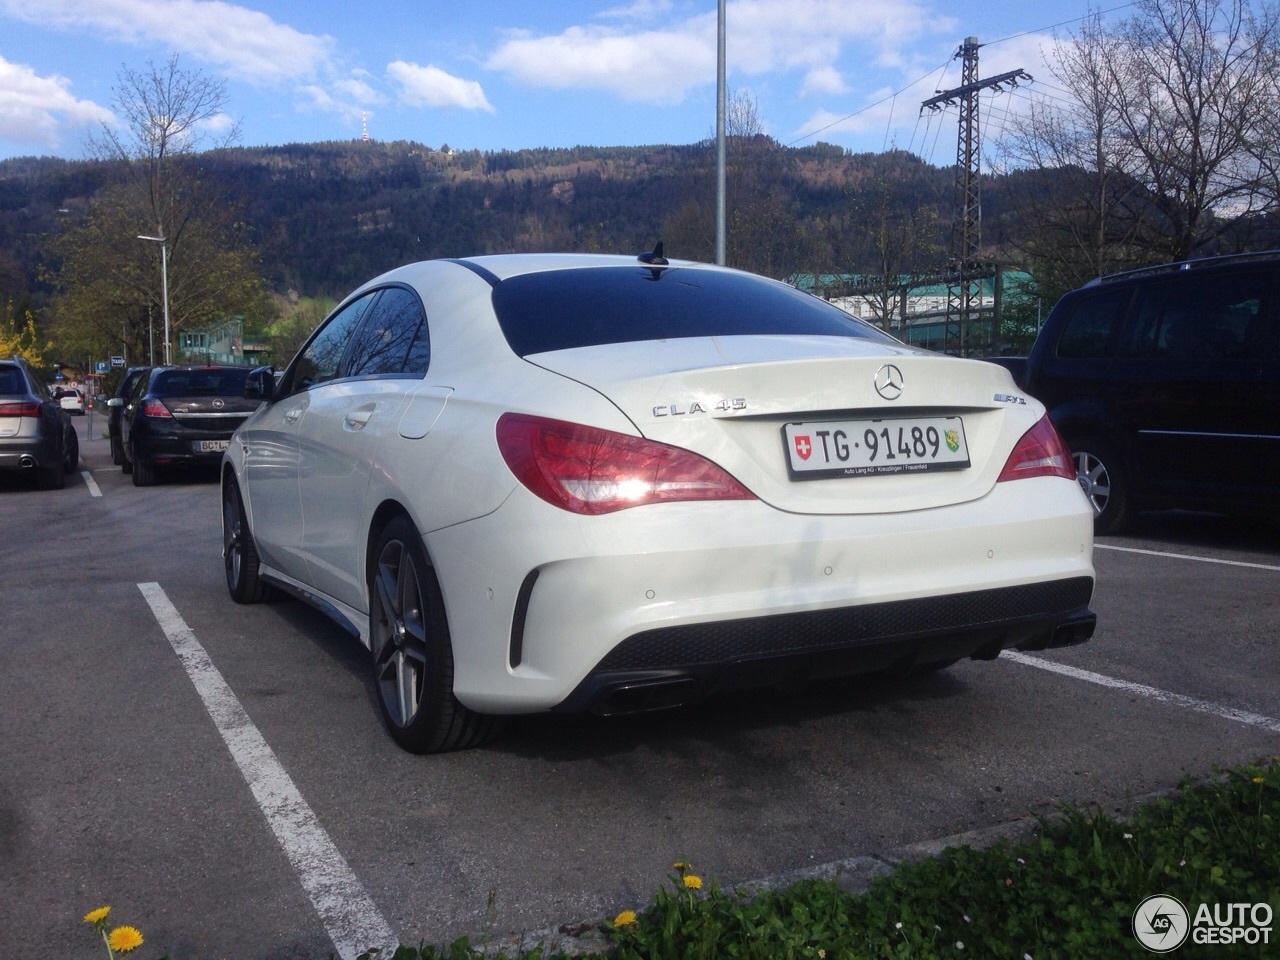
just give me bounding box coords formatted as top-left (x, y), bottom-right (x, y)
top-left (244, 365), bottom-right (276, 403)
top-left (107, 397), bottom-right (124, 408)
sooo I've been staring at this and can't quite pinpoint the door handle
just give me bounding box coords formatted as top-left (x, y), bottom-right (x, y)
top-left (344, 407), bottom-right (374, 430)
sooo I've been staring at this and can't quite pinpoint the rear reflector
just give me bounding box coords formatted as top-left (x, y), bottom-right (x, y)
top-left (997, 414), bottom-right (1075, 482)
top-left (497, 413), bottom-right (755, 514)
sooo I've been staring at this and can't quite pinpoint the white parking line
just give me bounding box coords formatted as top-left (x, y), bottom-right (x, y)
top-left (1004, 650), bottom-right (1280, 734)
top-left (136, 582), bottom-right (396, 960)
top-left (1096, 543), bottom-right (1280, 572)
top-left (81, 469), bottom-right (102, 497)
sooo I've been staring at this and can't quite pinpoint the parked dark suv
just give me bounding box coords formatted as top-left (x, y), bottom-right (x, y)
top-left (1011, 251), bottom-right (1280, 534)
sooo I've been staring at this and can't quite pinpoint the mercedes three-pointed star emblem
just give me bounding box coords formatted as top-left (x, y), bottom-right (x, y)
top-left (874, 363), bottom-right (904, 401)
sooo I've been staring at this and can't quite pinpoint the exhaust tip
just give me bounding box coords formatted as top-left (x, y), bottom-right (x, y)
top-left (19, 455), bottom-right (36, 469)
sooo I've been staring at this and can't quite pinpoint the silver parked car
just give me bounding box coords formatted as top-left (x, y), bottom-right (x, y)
top-left (0, 357), bottom-right (79, 489)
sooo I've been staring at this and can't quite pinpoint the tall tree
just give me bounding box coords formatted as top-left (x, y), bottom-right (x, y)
top-left (47, 56), bottom-right (268, 363)
top-left (996, 0), bottom-right (1280, 281)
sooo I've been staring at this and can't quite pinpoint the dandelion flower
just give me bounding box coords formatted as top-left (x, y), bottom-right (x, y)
top-left (963, 915), bottom-right (971, 923)
top-left (682, 874), bottom-right (703, 890)
top-left (672, 861), bottom-right (688, 870)
top-left (83, 906), bottom-right (111, 924)
top-left (613, 909), bottom-right (637, 927)
top-left (957, 941), bottom-right (965, 950)
top-left (895, 922), bottom-right (903, 930)
top-left (107, 926), bottom-right (144, 953)
top-left (819, 951), bottom-right (826, 959)
top-left (1123, 833), bottom-right (1133, 840)
top-left (1253, 777), bottom-right (1265, 784)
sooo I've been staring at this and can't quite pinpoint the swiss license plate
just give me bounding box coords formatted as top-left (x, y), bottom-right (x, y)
top-left (196, 439), bottom-right (230, 453)
top-left (783, 417), bottom-right (969, 479)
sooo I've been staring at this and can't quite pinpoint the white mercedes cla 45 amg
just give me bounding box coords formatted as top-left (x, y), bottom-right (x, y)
top-left (222, 251), bottom-right (1096, 753)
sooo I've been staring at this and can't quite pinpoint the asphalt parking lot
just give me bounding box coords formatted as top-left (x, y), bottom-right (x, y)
top-left (2, 422), bottom-right (1277, 960)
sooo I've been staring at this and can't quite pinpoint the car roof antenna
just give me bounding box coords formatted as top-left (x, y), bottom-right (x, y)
top-left (637, 242), bottom-right (668, 266)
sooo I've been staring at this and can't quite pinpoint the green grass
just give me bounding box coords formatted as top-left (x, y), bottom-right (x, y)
top-left (362, 757), bottom-right (1278, 960)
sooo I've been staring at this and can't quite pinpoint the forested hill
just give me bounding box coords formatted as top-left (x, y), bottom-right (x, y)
top-left (2, 137), bottom-right (971, 307)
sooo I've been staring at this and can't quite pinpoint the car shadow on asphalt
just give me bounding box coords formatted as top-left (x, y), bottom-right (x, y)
top-left (236, 579), bottom-right (974, 762)
top-left (492, 670), bottom-right (971, 762)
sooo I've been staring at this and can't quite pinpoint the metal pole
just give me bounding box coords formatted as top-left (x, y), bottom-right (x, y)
top-left (715, 0), bottom-right (726, 266)
top-left (137, 235), bottom-right (170, 364)
top-left (160, 243), bottom-right (171, 365)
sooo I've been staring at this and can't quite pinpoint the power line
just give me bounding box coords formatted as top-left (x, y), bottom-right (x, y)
top-left (785, 2), bottom-right (1137, 149)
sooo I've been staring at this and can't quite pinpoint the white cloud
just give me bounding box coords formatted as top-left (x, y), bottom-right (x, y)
top-left (0, 0), bottom-right (333, 84)
top-left (485, 24), bottom-right (716, 101)
top-left (0, 55), bottom-right (113, 150)
top-left (801, 65), bottom-right (848, 97)
top-left (387, 62), bottom-right (494, 112)
top-left (483, 0), bottom-right (948, 104)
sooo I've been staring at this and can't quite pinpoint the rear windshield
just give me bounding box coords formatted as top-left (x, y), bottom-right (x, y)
top-left (152, 368), bottom-right (251, 397)
top-left (0, 365), bottom-right (25, 395)
top-left (490, 266), bottom-right (895, 356)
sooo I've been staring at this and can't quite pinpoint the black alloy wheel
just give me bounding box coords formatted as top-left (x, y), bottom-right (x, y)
top-left (368, 515), bottom-right (498, 753)
top-left (222, 476), bottom-right (268, 603)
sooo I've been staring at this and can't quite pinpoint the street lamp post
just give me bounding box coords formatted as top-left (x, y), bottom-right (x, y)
top-left (137, 235), bottom-right (170, 364)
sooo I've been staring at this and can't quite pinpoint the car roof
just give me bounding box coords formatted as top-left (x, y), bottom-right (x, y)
top-left (1085, 249), bottom-right (1280, 288)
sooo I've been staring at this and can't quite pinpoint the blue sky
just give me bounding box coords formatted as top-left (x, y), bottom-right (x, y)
top-left (0, 0), bottom-right (1134, 163)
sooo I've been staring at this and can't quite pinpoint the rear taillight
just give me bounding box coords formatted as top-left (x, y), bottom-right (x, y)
top-left (497, 413), bottom-right (755, 514)
top-left (997, 414), bottom-right (1075, 482)
top-left (140, 399), bottom-right (173, 419)
top-left (0, 401), bottom-right (42, 418)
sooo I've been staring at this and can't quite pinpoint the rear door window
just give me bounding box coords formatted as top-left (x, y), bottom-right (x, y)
top-left (1123, 271), bottom-right (1269, 361)
top-left (343, 287), bottom-right (429, 378)
top-left (283, 293), bottom-right (377, 393)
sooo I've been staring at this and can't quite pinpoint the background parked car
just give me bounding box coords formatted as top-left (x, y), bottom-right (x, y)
top-left (222, 252), bottom-right (1096, 754)
top-left (54, 385), bottom-right (85, 415)
top-left (121, 365), bottom-right (257, 487)
top-left (106, 366), bottom-right (152, 465)
top-left (997, 251), bottom-right (1280, 534)
top-left (0, 356), bottom-right (79, 489)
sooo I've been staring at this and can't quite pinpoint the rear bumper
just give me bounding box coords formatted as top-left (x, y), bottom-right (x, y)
top-left (0, 434), bottom-right (59, 470)
top-left (555, 578), bottom-right (1095, 714)
top-left (425, 475), bottom-right (1097, 714)
top-left (133, 435), bottom-right (231, 466)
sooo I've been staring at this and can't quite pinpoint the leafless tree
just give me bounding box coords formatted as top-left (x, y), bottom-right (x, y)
top-left (995, 0), bottom-right (1280, 284)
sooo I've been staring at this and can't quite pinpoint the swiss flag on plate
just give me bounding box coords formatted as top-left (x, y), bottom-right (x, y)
top-left (794, 435), bottom-right (812, 460)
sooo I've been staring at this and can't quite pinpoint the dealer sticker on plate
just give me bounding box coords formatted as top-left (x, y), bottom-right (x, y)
top-left (783, 417), bottom-right (970, 479)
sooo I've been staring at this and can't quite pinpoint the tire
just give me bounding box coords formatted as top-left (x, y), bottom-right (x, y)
top-left (131, 452), bottom-right (156, 486)
top-left (111, 433), bottom-right (124, 466)
top-left (63, 424), bottom-right (80, 473)
top-left (368, 515), bottom-right (499, 753)
top-left (222, 475), bottom-right (268, 603)
top-left (1070, 436), bottom-right (1131, 536)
